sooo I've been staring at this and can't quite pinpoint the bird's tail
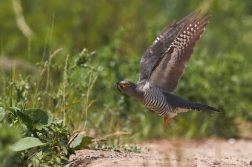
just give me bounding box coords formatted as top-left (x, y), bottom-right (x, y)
top-left (189, 102), bottom-right (221, 112)
top-left (163, 92), bottom-right (221, 113)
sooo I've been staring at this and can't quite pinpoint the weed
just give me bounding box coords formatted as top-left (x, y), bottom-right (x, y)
top-left (0, 106), bottom-right (93, 166)
top-left (92, 142), bottom-right (145, 153)
top-left (0, 48), bottom-right (96, 166)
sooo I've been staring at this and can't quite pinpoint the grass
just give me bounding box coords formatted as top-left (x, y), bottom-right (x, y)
top-left (92, 142), bottom-right (145, 153)
top-left (0, 48), bottom-right (98, 166)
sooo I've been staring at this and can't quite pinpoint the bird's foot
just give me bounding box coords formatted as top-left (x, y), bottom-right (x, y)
top-left (164, 117), bottom-right (174, 131)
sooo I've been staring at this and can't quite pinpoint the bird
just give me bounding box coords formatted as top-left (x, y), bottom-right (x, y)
top-left (115, 11), bottom-right (220, 131)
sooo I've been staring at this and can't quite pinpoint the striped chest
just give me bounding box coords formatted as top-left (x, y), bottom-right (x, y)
top-left (143, 86), bottom-right (173, 117)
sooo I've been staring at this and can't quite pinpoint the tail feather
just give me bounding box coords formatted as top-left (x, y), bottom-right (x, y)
top-left (163, 92), bottom-right (221, 113)
top-left (189, 102), bottom-right (221, 112)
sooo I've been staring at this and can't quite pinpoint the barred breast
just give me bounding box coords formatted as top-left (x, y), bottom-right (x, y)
top-left (143, 86), bottom-right (173, 117)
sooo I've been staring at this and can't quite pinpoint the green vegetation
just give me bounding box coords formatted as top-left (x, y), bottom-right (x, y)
top-left (0, 49), bottom-right (96, 166)
top-left (1, 0), bottom-right (252, 166)
top-left (92, 142), bottom-right (145, 153)
top-left (1, 106), bottom-right (94, 166)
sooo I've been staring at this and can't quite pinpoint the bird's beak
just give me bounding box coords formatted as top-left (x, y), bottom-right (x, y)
top-left (114, 82), bottom-right (121, 92)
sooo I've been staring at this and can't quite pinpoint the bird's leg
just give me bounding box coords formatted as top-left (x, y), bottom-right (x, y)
top-left (164, 117), bottom-right (170, 131)
top-left (164, 117), bottom-right (174, 131)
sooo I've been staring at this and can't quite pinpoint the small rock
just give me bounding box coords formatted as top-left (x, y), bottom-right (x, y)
top-left (213, 161), bottom-right (220, 165)
top-left (228, 138), bottom-right (236, 145)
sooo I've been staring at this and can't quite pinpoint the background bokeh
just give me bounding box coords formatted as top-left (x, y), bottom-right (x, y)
top-left (1, 0), bottom-right (252, 142)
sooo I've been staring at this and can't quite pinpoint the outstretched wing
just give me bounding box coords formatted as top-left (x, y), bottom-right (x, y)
top-left (138, 11), bottom-right (200, 84)
top-left (148, 12), bottom-right (211, 92)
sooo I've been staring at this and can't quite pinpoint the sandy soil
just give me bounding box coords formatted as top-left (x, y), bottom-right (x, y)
top-left (68, 139), bottom-right (252, 167)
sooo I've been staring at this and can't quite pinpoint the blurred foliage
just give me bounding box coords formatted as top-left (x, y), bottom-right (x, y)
top-left (0, 120), bottom-right (22, 167)
top-left (0, 106), bottom-right (94, 166)
top-left (1, 0), bottom-right (252, 148)
top-left (0, 49), bottom-right (96, 166)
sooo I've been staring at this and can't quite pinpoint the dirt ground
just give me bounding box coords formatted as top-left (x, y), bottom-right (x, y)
top-left (68, 138), bottom-right (252, 167)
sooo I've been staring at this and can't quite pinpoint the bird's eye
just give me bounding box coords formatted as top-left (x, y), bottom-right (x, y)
top-left (126, 83), bottom-right (130, 86)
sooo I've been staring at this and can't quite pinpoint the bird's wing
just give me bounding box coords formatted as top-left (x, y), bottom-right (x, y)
top-left (148, 12), bottom-right (211, 92)
top-left (138, 11), bottom-right (200, 84)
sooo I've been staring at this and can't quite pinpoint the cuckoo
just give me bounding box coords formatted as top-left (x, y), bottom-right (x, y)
top-left (115, 11), bottom-right (220, 130)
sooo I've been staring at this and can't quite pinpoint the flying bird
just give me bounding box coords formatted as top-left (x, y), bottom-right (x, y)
top-left (115, 11), bottom-right (220, 130)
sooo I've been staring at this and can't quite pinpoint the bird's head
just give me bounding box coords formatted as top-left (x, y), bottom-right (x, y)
top-left (115, 80), bottom-right (135, 92)
top-left (115, 80), bottom-right (143, 99)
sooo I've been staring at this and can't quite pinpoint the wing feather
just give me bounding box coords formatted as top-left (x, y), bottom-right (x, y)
top-left (138, 11), bottom-right (201, 84)
top-left (148, 12), bottom-right (211, 92)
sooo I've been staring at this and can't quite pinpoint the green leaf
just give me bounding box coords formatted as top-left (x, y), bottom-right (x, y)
top-left (7, 107), bottom-right (21, 113)
top-left (69, 135), bottom-right (93, 150)
top-left (10, 137), bottom-right (46, 151)
top-left (6, 107), bottom-right (21, 117)
top-left (22, 109), bottom-right (49, 125)
top-left (16, 110), bottom-right (33, 128)
top-left (32, 151), bottom-right (43, 166)
top-left (0, 107), bottom-right (5, 122)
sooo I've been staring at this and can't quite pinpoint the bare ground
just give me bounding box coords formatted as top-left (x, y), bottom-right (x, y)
top-left (69, 138), bottom-right (252, 167)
